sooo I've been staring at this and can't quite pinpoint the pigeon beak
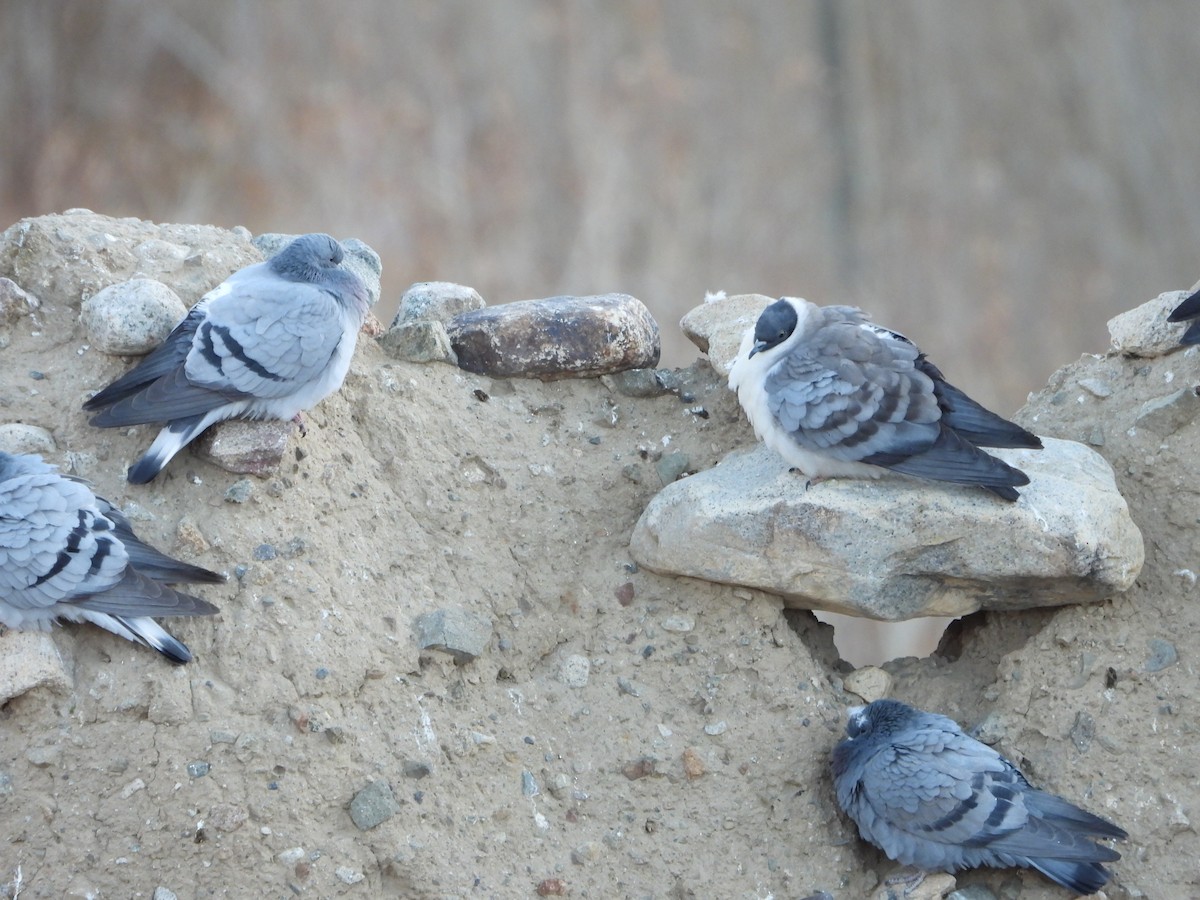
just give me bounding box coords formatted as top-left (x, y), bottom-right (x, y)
top-left (748, 340), bottom-right (768, 358)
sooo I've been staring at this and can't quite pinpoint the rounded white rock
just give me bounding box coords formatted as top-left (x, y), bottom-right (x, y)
top-left (81, 278), bottom-right (187, 355)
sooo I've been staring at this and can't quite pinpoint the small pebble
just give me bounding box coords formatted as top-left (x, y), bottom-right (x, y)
top-left (558, 654), bottom-right (591, 688)
top-left (570, 841), bottom-right (604, 865)
top-left (521, 771), bottom-right (539, 797)
top-left (186, 761), bottom-right (210, 778)
top-left (1145, 638), bottom-right (1178, 672)
top-left (224, 479), bottom-right (253, 503)
top-left (661, 615), bottom-right (695, 633)
top-left (277, 847), bottom-right (306, 865)
top-left (615, 582), bottom-right (635, 606)
top-left (617, 677), bottom-right (641, 698)
top-left (349, 780), bottom-right (400, 830)
top-left (335, 867), bottom-right (365, 885)
top-left (152, 889), bottom-right (179, 900)
top-left (703, 721), bottom-right (727, 736)
top-left (622, 757), bottom-right (656, 780)
top-left (536, 878), bottom-right (567, 896)
top-left (253, 543), bottom-right (277, 561)
top-left (403, 758), bottom-right (433, 779)
top-left (655, 451), bottom-right (690, 484)
top-left (681, 747), bottom-right (705, 779)
top-left (315, 667), bottom-right (330, 680)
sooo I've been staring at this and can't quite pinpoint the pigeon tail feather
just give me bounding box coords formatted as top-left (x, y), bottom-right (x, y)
top-left (126, 414), bottom-right (210, 484)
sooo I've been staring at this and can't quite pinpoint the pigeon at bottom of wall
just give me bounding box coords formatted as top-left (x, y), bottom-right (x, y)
top-left (0, 452), bottom-right (222, 663)
top-left (831, 698), bottom-right (1126, 896)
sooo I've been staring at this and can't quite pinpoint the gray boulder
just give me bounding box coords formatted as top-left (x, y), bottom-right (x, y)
top-left (630, 440), bottom-right (1143, 620)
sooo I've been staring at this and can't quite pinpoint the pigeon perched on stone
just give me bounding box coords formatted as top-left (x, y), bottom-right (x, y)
top-left (831, 699), bottom-right (1126, 895)
top-left (0, 452), bottom-right (222, 663)
top-left (84, 233), bottom-right (370, 483)
top-left (1167, 287), bottom-right (1200, 344)
top-left (728, 297), bottom-right (1042, 500)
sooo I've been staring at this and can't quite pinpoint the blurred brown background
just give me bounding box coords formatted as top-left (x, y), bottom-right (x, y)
top-left (4, 0), bottom-right (1198, 661)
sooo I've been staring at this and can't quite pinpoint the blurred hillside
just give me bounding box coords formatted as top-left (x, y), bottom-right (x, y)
top-left (3, 1), bottom-right (1199, 412)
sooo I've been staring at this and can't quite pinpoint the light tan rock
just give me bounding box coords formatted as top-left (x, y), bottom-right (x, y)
top-left (80, 278), bottom-right (187, 354)
top-left (1107, 290), bottom-right (1193, 357)
top-left (679, 292), bottom-right (773, 376)
top-left (630, 439), bottom-right (1143, 620)
top-left (0, 631), bottom-right (71, 702)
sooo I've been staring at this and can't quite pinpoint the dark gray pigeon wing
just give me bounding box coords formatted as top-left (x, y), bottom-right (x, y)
top-left (95, 499), bottom-right (224, 585)
top-left (1168, 287), bottom-right (1200, 344)
top-left (83, 299), bottom-right (212, 412)
top-left (843, 714), bottom-right (1125, 895)
top-left (914, 356), bottom-right (1042, 450)
top-left (764, 314), bottom-right (1029, 494)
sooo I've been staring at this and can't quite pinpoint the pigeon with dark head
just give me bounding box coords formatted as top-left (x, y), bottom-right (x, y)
top-left (84, 233), bottom-right (370, 483)
top-left (729, 297), bottom-right (1042, 499)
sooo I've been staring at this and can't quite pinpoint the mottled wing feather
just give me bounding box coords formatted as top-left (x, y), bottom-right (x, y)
top-left (185, 281), bottom-right (344, 398)
top-left (0, 476), bottom-right (127, 609)
top-left (764, 315), bottom-right (941, 463)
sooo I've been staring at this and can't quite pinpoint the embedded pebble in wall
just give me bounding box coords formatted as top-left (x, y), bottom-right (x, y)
top-left (378, 319), bottom-right (457, 364)
top-left (393, 281), bottom-right (485, 326)
top-left (414, 607), bottom-right (494, 663)
top-left (80, 278), bottom-right (188, 354)
top-left (193, 420), bottom-right (295, 478)
top-left (0, 423), bottom-right (56, 455)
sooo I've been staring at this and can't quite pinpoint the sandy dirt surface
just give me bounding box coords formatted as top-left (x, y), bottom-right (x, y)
top-left (0, 219), bottom-right (1196, 898)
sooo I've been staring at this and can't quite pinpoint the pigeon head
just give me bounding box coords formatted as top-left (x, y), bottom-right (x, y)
top-left (750, 298), bottom-right (800, 357)
top-left (270, 233), bottom-right (345, 284)
top-left (843, 699), bottom-right (918, 739)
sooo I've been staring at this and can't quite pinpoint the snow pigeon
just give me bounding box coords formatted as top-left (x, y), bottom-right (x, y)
top-left (728, 297), bottom-right (1042, 500)
top-left (831, 699), bottom-right (1126, 895)
top-left (0, 452), bottom-right (223, 663)
top-left (84, 233), bottom-right (370, 483)
top-left (1168, 287), bottom-right (1200, 344)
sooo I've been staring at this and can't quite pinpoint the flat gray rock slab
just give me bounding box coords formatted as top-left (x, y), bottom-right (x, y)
top-left (630, 439), bottom-right (1143, 620)
top-left (446, 293), bottom-right (660, 379)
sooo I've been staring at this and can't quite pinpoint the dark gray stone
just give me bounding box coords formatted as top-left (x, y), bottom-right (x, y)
top-left (446, 293), bottom-right (660, 380)
top-left (414, 607), bottom-right (494, 663)
top-left (350, 780), bottom-right (400, 830)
